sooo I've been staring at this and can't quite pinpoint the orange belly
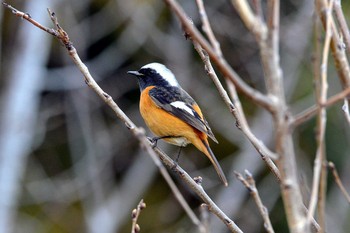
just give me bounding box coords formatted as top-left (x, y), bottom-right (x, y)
top-left (140, 86), bottom-right (205, 148)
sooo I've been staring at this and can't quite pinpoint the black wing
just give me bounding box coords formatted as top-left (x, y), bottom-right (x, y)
top-left (149, 86), bottom-right (218, 143)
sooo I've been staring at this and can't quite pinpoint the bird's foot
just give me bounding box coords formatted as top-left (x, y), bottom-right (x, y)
top-left (148, 135), bottom-right (177, 148)
top-left (147, 136), bottom-right (159, 148)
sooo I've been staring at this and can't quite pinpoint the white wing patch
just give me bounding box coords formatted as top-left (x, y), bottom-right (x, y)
top-left (170, 101), bottom-right (195, 116)
top-left (142, 63), bottom-right (179, 87)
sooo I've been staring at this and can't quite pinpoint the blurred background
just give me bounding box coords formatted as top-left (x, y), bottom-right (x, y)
top-left (0, 0), bottom-right (350, 232)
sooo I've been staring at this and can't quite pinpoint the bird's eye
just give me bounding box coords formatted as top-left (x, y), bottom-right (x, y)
top-left (140, 68), bottom-right (152, 75)
top-left (144, 69), bottom-right (157, 76)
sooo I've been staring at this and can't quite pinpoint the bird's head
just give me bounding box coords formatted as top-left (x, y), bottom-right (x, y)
top-left (127, 62), bottom-right (179, 91)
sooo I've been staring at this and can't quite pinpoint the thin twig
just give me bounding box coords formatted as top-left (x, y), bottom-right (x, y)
top-left (328, 162), bottom-right (350, 204)
top-left (316, 0), bottom-right (350, 89)
top-left (200, 204), bottom-right (210, 233)
top-left (312, 11), bottom-right (327, 232)
top-left (266, 0), bottom-right (283, 97)
top-left (317, 159), bottom-right (327, 233)
top-left (341, 99), bottom-right (350, 126)
top-left (131, 199), bottom-right (146, 233)
top-left (235, 170), bottom-right (275, 233)
top-left (195, 0), bottom-right (221, 57)
top-left (307, 0), bottom-right (333, 223)
top-left (292, 85), bottom-right (350, 127)
top-left (230, 0), bottom-right (267, 40)
top-left (333, 0), bottom-right (350, 54)
top-left (2, 2), bottom-right (58, 36)
top-left (312, 13), bottom-right (323, 113)
top-left (225, 81), bottom-right (280, 171)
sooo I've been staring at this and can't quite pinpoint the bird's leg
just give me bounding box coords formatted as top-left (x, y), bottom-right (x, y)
top-left (171, 146), bottom-right (183, 170)
top-left (148, 135), bottom-right (177, 148)
top-left (148, 136), bottom-right (184, 170)
top-left (174, 146), bottom-right (182, 164)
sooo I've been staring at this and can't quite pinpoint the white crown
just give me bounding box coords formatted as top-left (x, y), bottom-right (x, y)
top-left (142, 63), bottom-right (179, 87)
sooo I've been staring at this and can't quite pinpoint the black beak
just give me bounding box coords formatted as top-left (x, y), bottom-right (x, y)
top-left (127, 70), bottom-right (142, 76)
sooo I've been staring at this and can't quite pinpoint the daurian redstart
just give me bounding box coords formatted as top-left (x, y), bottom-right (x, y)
top-left (128, 63), bottom-right (228, 186)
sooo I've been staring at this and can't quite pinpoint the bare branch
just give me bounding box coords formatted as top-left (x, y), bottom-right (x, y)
top-left (230, 0), bottom-right (267, 40)
top-left (266, 0), bottom-right (283, 97)
top-left (294, 0), bottom-right (350, 127)
top-left (333, 0), bottom-right (350, 54)
top-left (195, 0), bottom-right (221, 57)
top-left (316, 0), bottom-right (350, 89)
top-left (2, 2), bottom-right (58, 36)
top-left (308, 0), bottom-right (333, 223)
top-left (317, 161), bottom-right (327, 233)
top-left (225, 81), bottom-right (280, 170)
top-left (341, 99), bottom-right (350, 126)
top-left (199, 204), bottom-right (211, 233)
top-left (312, 12), bottom-right (327, 231)
top-left (235, 170), bottom-right (275, 233)
top-left (292, 85), bottom-right (350, 127)
top-left (131, 199), bottom-right (146, 233)
top-left (328, 162), bottom-right (350, 204)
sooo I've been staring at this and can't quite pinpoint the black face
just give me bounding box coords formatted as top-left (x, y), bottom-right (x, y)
top-left (128, 68), bottom-right (171, 91)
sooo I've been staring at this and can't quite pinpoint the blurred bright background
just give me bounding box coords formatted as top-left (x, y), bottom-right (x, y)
top-left (0, 0), bottom-right (350, 232)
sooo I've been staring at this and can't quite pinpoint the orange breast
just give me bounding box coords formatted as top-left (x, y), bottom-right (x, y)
top-left (140, 86), bottom-right (207, 149)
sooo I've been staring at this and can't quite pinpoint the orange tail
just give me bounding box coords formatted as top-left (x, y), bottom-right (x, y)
top-left (200, 139), bottom-right (228, 186)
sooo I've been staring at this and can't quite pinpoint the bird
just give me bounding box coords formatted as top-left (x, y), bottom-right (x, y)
top-left (127, 62), bottom-right (228, 186)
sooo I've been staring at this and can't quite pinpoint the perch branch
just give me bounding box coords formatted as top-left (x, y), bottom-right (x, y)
top-left (154, 146), bottom-right (242, 233)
